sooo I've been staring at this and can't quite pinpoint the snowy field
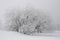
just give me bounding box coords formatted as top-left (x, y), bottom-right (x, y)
top-left (0, 30), bottom-right (60, 40)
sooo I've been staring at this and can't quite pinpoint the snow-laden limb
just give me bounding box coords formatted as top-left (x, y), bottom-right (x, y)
top-left (2, 6), bottom-right (55, 35)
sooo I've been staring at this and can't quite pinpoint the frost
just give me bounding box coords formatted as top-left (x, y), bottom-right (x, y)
top-left (4, 7), bottom-right (55, 35)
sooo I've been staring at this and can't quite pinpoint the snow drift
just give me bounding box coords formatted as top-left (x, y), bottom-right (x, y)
top-left (0, 30), bottom-right (60, 40)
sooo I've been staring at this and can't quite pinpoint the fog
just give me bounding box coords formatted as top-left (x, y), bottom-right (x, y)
top-left (0, 0), bottom-right (60, 40)
top-left (0, 0), bottom-right (60, 30)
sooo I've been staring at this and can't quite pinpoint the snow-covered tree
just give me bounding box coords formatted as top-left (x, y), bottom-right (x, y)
top-left (4, 7), bottom-right (54, 35)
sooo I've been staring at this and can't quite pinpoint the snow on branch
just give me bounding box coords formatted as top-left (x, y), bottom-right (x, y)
top-left (4, 6), bottom-right (54, 35)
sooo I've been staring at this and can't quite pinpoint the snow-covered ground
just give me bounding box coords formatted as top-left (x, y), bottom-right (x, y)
top-left (0, 30), bottom-right (60, 40)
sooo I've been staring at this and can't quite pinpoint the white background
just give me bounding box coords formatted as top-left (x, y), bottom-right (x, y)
top-left (0, 0), bottom-right (59, 29)
top-left (0, 0), bottom-right (60, 40)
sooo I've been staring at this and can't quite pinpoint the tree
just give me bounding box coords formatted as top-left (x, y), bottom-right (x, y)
top-left (5, 7), bottom-right (54, 35)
